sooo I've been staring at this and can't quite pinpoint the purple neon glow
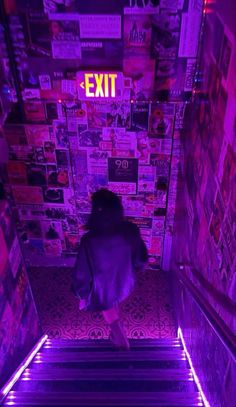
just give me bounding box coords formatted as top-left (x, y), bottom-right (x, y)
top-left (1, 335), bottom-right (48, 399)
top-left (178, 327), bottom-right (210, 407)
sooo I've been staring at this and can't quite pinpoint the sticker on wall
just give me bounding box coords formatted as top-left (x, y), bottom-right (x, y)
top-left (56, 149), bottom-right (69, 166)
top-left (64, 233), bottom-right (79, 252)
top-left (124, 14), bottom-right (152, 51)
top-left (87, 149), bottom-right (110, 174)
top-left (75, 174), bottom-right (108, 196)
top-left (149, 104), bottom-right (174, 137)
top-left (108, 182), bottom-right (137, 195)
top-left (34, 147), bottom-right (45, 163)
top-left (78, 128), bottom-right (102, 147)
top-left (23, 88), bottom-right (41, 101)
top-left (123, 56), bottom-right (155, 99)
top-left (44, 141), bottom-right (56, 163)
top-left (9, 146), bottom-right (35, 162)
top-left (131, 102), bottom-right (149, 131)
top-left (42, 220), bottom-right (64, 242)
top-left (4, 125), bottom-right (27, 146)
top-left (43, 187), bottom-right (64, 204)
top-left (53, 120), bottom-right (69, 148)
top-left (25, 125), bottom-right (54, 146)
top-left (159, 0), bottom-right (184, 8)
top-left (151, 10), bottom-right (181, 59)
top-left (87, 102), bottom-right (108, 128)
top-left (152, 217), bottom-right (165, 236)
top-left (39, 74), bottom-right (52, 90)
top-left (155, 154), bottom-right (171, 175)
top-left (44, 0), bottom-right (78, 13)
top-left (26, 164), bottom-right (47, 186)
top-left (136, 132), bottom-right (150, 164)
top-left (122, 195), bottom-right (145, 216)
top-left (155, 59), bottom-right (191, 100)
top-left (126, 216), bottom-right (152, 229)
top-left (138, 180), bottom-right (155, 193)
top-left (50, 18), bottom-right (81, 59)
top-left (72, 149), bottom-right (87, 175)
top-left (47, 165), bottom-right (69, 188)
top-left (20, 220), bottom-right (42, 240)
top-left (139, 165), bottom-right (156, 182)
top-left (12, 186), bottom-right (44, 205)
top-left (102, 127), bottom-right (125, 146)
top-left (79, 15), bottom-right (121, 39)
top-left (112, 131), bottom-right (137, 154)
top-left (7, 161), bottom-right (27, 185)
top-left (150, 236), bottom-right (163, 256)
top-left (108, 103), bottom-right (131, 127)
top-left (124, 1), bottom-right (159, 15)
top-left (24, 101), bottom-right (46, 122)
top-left (140, 227), bottom-right (152, 249)
top-left (45, 102), bottom-right (58, 121)
top-left (178, 10), bottom-right (202, 57)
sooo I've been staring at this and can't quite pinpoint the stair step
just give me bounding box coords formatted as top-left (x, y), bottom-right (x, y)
top-left (45, 339), bottom-right (181, 349)
top-left (2, 337), bottom-right (202, 407)
top-left (4, 391), bottom-right (203, 406)
top-left (21, 368), bottom-right (192, 381)
top-left (44, 344), bottom-right (181, 351)
top-left (43, 345), bottom-right (181, 352)
top-left (16, 379), bottom-right (196, 393)
top-left (30, 359), bottom-right (188, 370)
top-left (34, 350), bottom-right (185, 363)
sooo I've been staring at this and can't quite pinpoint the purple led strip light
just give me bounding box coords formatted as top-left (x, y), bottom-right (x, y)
top-left (178, 327), bottom-right (210, 407)
top-left (1, 330), bottom-right (210, 406)
top-left (0, 334), bottom-right (48, 402)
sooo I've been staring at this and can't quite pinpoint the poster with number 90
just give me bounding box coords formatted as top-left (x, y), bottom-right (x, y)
top-left (108, 158), bottom-right (138, 183)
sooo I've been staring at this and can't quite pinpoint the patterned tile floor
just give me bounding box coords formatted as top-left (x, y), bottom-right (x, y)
top-left (29, 268), bottom-right (176, 339)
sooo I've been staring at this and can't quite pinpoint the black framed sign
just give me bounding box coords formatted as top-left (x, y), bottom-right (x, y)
top-left (108, 157), bottom-right (138, 183)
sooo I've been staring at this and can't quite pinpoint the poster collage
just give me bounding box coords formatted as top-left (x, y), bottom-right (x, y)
top-left (172, 9), bottom-right (236, 331)
top-left (0, 200), bottom-right (41, 386)
top-left (1, 0), bottom-right (203, 268)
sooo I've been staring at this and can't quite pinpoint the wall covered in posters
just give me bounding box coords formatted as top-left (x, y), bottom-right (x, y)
top-left (173, 1), bottom-right (236, 332)
top-left (0, 200), bottom-right (41, 388)
top-left (2, 0), bottom-right (203, 269)
top-left (0, 14), bottom-right (16, 128)
top-left (171, 4), bottom-right (236, 404)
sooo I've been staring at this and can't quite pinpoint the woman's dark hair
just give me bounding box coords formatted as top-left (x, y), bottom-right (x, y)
top-left (87, 188), bottom-right (124, 232)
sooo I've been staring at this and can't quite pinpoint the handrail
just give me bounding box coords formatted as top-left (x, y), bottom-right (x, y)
top-left (175, 270), bottom-right (236, 363)
top-left (186, 266), bottom-right (236, 315)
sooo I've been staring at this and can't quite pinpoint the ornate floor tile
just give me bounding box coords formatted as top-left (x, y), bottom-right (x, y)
top-left (29, 268), bottom-right (176, 339)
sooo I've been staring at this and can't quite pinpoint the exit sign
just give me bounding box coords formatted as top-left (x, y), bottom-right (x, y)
top-left (77, 72), bottom-right (124, 100)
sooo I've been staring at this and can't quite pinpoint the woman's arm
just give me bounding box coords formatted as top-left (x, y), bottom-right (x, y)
top-left (129, 223), bottom-right (148, 271)
top-left (72, 234), bottom-right (92, 300)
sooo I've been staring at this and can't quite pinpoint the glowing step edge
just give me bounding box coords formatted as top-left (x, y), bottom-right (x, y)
top-left (0, 334), bottom-right (48, 402)
top-left (178, 327), bottom-right (210, 407)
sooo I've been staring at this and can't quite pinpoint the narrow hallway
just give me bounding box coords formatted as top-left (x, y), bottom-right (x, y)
top-left (0, 0), bottom-right (236, 406)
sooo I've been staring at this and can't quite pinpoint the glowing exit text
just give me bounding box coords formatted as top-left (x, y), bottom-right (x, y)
top-left (77, 72), bottom-right (124, 100)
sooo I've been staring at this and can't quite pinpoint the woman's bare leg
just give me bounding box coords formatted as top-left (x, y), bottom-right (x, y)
top-left (102, 307), bottom-right (119, 324)
top-left (102, 307), bottom-right (129, 350)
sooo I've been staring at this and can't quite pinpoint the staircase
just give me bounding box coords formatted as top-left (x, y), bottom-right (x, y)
top-left (3, 338), bottom-right (204, 406)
